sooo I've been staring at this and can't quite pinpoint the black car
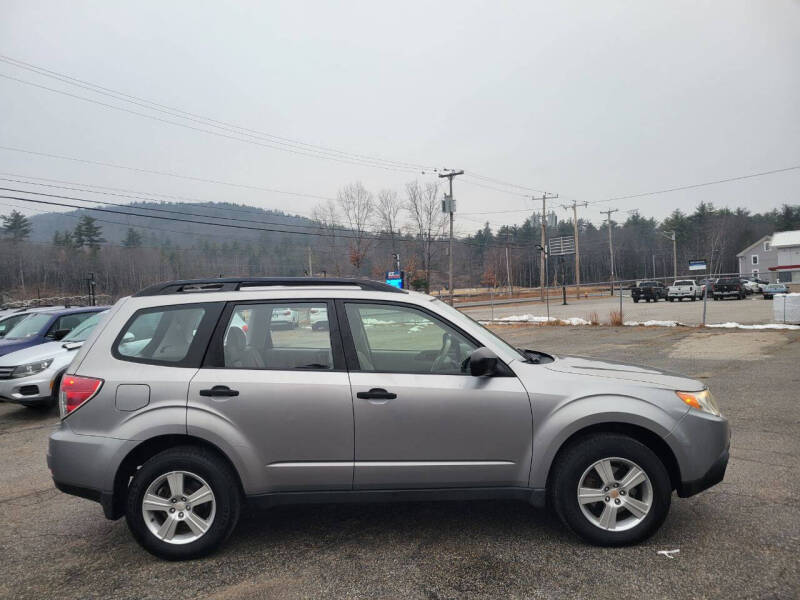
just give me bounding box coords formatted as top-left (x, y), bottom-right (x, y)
top-left (712, 278), bottom-right (746, 300)
top-left (631, 281), bottom-right (668, 303)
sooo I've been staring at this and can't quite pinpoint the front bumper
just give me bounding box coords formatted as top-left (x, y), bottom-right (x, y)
top-left (678, 445), bottom-right (729, 497)
top-left (0, 369), bottom-right (57, 404)
top-left (668, 409), bottom-right (730, 497)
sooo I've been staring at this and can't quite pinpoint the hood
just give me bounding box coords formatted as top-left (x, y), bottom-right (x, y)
top-left (544, 355), bottom-right (705, 392)
top-left (0, 337), bottom-right (42, 358)
top-left (0, 340), bottom-right (81, 366)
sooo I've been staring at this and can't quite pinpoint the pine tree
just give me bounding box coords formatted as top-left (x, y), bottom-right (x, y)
top-left (73, 215), bottom-right (105, 250)
top-left (1, 210), bottom-right (32, 242)
top-left (121, 227), bottom-right (143, 248)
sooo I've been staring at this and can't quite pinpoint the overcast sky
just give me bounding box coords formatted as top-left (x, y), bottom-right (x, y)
top-left (1, 0), bottom-right (798, 235)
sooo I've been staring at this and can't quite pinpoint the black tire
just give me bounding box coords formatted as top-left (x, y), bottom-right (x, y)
top-left (633, 298), bottom-right (639, 303)
top-left (550, 433), bottom-right (671, 546)
top-left (125, 446), bottom-right (241, 560)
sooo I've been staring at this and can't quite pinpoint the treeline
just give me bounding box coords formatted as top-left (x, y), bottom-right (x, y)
top-left (1, 187), bottom-right (799, 303)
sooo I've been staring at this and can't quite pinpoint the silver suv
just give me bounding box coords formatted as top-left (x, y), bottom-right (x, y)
top-left (48, 278), bottom-right (729, 560)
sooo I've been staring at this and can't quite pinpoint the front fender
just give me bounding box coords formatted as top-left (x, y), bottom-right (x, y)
top-left (530, 392), bottom-right (688, 489)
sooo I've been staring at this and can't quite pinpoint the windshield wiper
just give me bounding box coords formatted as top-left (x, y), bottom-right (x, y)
top-left (296, 363), bottom-right (329, 369)
top-left (516, 348), bottom-right (541, 364)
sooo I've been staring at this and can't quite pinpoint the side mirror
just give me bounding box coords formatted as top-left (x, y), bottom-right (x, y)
top-left (52, 329), bottom-right (71, 341)
top-left (468, 347), bottom-right (499, 377)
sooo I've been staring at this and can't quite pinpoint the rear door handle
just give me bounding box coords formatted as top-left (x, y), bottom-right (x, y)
top-left (199, 385), bottom-right (239, 397)
top-left (356, 388), bottom-right (397, 400)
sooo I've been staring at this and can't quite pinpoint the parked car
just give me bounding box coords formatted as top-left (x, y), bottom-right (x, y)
top-left (269, 307), bottom-right (299, 329)
top-left (711, 278), bottom-right (746, 301)
top-left (667, 280), bottom-right (699, 302)
top-left (631, 281), bottom-right (668, 303)
top-left (0, 311), bottom-right (107, 409)
top-left (309, 305), bottom-right (329, 330)
top-left (762, 283), bottom-right (790, 299)
top-left (0, 306), bottom-right (66, 339)
top-left (738, 278), bottom-right (755, 295)
top-left (49, 277), bottom-right (729, 560)
top-left (744, 278), bottom-right (769, 293)
top-left (0, 306), bottom-right (108, 357)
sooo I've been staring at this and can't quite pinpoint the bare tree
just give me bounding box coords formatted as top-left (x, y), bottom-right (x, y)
top-left (374, 189), bottom-right (404, 268)
top-left (312, 200), bottom-right (342, 276)
top-left (337, 182), bottom-right (374, 274)
top-left (405, 180), bottom-right (445, 292)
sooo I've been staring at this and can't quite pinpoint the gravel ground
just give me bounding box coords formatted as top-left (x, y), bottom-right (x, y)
top-left (0, 326), bottom-right (798, 600)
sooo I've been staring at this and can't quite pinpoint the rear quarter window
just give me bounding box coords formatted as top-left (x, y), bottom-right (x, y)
top-left (112, 303), bottom-right (223, 367)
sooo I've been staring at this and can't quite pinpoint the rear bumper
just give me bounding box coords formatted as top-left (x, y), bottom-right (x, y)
top-left (48, 425), bottom-right (136, 518)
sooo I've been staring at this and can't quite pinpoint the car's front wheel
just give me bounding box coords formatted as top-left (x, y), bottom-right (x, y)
top-left (125, 446), bottom-right (241, 560)
top-left (551, 433), bottom-right (671, 546)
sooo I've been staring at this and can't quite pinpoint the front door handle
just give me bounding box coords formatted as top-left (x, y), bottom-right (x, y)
top-left (356, 388), bottom-right (397, 400)
top-left (199, 385), bottom-right (239, 397)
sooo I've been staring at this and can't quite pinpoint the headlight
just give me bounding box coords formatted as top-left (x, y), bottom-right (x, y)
top-left (11, 359), bottom-right (54, 378)
top-left (676, 389), bottom-right (721, 416)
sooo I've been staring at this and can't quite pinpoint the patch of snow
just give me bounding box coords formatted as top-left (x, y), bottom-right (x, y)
top-left (705, 322), bottom-right (800, 330)
top-left (488, 314), bottom-right (592, 326)
top-left (623, 320), bottom-right (680, 327)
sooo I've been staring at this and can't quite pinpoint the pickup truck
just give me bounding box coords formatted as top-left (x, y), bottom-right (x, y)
top-left (712, 277), bottom-right (746, 300)
top-left (631, 280), bottom-right (668, 303)
top-left (667, 279), bottom-right (699, 301)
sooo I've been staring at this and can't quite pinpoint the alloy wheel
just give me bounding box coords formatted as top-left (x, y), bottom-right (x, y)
top-left (577, 457), bottom-right (653, 532)
top-left (142, 470), bottom-right (216, 545)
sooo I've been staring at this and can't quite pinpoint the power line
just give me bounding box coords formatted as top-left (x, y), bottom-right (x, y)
top-left (0, 176), bottom-right (368, 236)
top-left (0, 72), bottom-right (431, 174)
top-left (0, 187), bottom-right (540, 250)
top-left (0, 145), bottom-right (336, 202)
top-left (0, 53), bottom-right (434, 173)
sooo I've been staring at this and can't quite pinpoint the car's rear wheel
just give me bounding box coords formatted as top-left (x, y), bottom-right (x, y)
top-left (125, 446), bottom-right (240, 560)
top-left (551, 433), bottom-right (671, 546)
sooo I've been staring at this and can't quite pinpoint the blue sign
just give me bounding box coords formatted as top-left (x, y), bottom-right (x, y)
top-left (688, 260), bottom-right (707, 271)
top-left (385, 270), bottom-right (405, 289)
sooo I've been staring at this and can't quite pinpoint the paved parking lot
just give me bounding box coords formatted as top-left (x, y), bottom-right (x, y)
top-left (1, 326), bottom-right (798, 599)
top-left (460, 293), bottom-right (784, 326)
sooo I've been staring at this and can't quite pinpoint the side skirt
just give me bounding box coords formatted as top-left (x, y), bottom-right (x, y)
top-left (247, 487), bottom-right (547, 509)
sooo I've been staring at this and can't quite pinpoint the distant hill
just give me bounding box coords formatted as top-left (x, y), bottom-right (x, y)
top-left (26, 201), bottom-right (320, 248)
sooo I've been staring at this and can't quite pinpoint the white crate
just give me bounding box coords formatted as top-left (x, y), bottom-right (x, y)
top-left (773, 293), bottom-right (800, 324)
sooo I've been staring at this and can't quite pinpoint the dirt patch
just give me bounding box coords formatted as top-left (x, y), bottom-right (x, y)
top-left (669, 331), bottom-right (790, 361)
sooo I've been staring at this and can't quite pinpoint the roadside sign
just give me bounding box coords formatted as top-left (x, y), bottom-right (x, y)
top-left (385, 270), bottom-right (405, 289)
top-left (688, 260), bottom-right (707, 271)
top-left (549, 236), bottom-right (576, 256)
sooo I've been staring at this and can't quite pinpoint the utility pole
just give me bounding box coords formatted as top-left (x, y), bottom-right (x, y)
top-left (307, 246), bottom-right (313, 277)
top-left (531, 193), bottom-right (558, 301)
top-left (602, 208), bottom-right (619, 293)
top-left (562, 200), bottom-right (587, 298)
top-left (660, 230), bottom-right (677, 279)
top-left (439, 169), bottom-right (464, 305)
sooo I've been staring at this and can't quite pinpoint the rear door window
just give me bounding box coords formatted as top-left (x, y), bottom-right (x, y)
top-left (218, 302), bottom-right (337, 370)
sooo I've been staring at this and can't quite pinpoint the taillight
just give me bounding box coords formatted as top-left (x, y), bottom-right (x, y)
top-left (284, 310), bottom-right (291, 315)
top-left (60, 375), bottom-right (103, 417)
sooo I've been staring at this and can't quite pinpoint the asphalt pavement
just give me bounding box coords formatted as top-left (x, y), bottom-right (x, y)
top-left (1, 326), bottom-right (798, 599)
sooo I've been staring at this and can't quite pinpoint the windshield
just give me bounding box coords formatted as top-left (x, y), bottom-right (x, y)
top-left (430, 298), bottom-right (526, 362)
top-left (63, 311), bottom-right (106, 342)
top-left (0, 313), bottom-right (28, 337)
top-left (4, 313), bottom-right (51, 340)
top-left (674, 281), bottom-right (694, 286)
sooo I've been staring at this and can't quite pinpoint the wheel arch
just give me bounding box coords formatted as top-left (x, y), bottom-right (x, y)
top-left (543, 422), bottom-right (682, 497)
top-left (107, 434), bottom-right (244, 520)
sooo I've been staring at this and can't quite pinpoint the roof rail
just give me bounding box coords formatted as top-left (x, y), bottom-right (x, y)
top-left (133, 277), bottom-right (407, 297)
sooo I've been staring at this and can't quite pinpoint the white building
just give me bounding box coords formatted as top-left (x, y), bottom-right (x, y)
top-left (768, 230), bottom-right (800, 284)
